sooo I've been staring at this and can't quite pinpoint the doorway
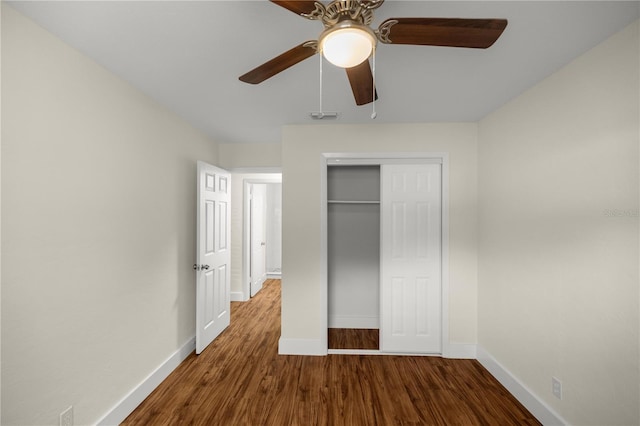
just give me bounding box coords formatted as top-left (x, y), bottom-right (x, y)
top-left (243, 177), bottom-right (282, 300)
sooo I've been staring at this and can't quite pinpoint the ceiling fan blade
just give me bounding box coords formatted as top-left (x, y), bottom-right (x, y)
top-left (378, 18), bottom-right (508, 48)
top-left (345, 60), bottom-right (378, 106)
top-left (239, 41), bottom-right (317, 84)
top-left (270, 1), bottom-right (320, 17)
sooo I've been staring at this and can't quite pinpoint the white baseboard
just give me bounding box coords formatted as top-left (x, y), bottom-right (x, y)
top-left (328, 349), bottom-right (441, 356)
top-left (95, 336), bottom-right (196, 425)
top-left (477, 346), bottom-right (566, 426)
top-left (328, 315), bottom-right (379, 329)
top-left (278, 337), bottom-right (326, 356)
top-left (230, 291), bottom-right (247, 302)
top-left (443, 343), bottom-right (477, 359)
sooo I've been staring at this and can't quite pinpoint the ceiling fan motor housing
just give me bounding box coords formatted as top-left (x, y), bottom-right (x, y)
top-left (322, 0), bottom-right (377, 27)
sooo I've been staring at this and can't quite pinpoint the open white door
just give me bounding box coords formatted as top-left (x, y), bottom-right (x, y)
top-left (380, 163), bottom-right (442, 353)
top-left (250, 184), bottom-right (267, 297)
top-left (195, 161), bottom-right (231, 354)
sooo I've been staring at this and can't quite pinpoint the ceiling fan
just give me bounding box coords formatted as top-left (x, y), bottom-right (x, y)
top-left (239, 0), bottom-right (507, 106)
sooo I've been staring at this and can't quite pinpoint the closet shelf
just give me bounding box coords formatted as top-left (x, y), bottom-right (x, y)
top-left (328, 200), bottom-right (381, 204)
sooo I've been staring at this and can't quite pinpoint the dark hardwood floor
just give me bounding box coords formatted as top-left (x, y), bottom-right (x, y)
top-left (329, 328), bottom-right (379, 350)
top-left (122, 279), bottom-right (541, 425)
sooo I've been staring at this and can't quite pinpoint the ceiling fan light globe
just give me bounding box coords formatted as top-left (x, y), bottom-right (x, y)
top-left (320, 26), bottom-right (376, 68)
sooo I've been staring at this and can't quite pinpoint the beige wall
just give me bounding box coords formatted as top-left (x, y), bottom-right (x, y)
top-left (1, 5), bottom-right (218, 425)
top-left (478, 20), bottom-right (639, 426)
top-left (219, 142), bottom-right (281, 170)
top-left (281, 123), bottom-right (479, 348)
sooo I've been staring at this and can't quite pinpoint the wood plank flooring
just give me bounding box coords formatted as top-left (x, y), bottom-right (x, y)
top-left (122, 279), bottom-right (541, 425)
top-left (328, 328), bottom-right (379, 350)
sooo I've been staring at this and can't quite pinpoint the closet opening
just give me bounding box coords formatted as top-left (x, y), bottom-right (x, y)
top-left (327, 165), bottom-right (381, 350)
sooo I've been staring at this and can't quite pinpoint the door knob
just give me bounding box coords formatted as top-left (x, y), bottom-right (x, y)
top-left (193, 264), bottom-right (211, 271)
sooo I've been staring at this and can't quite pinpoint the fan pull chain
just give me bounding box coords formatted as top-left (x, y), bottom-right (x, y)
top-left (310, 51), bottom-right (337, 120)
top-left (318, 51), bottom-right (324, 118)
top-left (371, 46), bottom-right (377, 119)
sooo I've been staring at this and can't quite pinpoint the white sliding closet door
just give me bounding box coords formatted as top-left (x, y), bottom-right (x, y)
top-left (380, 164), bottom-right (442, 353)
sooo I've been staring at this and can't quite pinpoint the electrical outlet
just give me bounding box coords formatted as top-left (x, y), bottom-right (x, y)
top-left (60, 406), bottom-right (73, 426)
top-left (552, 377), bottom-right (562, 400)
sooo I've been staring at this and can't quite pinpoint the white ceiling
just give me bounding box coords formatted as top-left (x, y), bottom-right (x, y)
top-left (9, 1), bottom-right (640, 144)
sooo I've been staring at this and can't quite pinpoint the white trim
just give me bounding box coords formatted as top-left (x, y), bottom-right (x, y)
top-left (229, 167), bottom-right (282, 173)
top-left (329, 349), bottom-right (384, 356)
top-left (278, 338), bottom-right (327, 356)
top-left (230, 291), bottom-right (247, 302)
top-left (319, 155), bottom-right (329, 353)
top-left (96, 336), bottom-right (196, 425)
top-left (320, 152), bottom-right (450, 356)
top-left (324, 152), bottom-right (446, 165)
top-left (477, 346), bottom-right (567, 426)
top-left (328, 316), bottom-right (379, 329)
top-left (440, 156), bottom-right (451, 358)
top-left (442, 343), bottom-right (476, 359)
top-left (328, 349), bottom-right (440, 356)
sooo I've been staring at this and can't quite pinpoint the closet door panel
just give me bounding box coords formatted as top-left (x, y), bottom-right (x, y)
top-left (381, 164), bottom-right (442, 353)
top-left (391, 202), bottom-right (407, 258)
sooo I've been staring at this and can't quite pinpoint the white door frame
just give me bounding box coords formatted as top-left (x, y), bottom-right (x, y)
top-left (320, 152), bottom-right (450, 356)
top-left (242, 177), bottom-right (282, 300)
